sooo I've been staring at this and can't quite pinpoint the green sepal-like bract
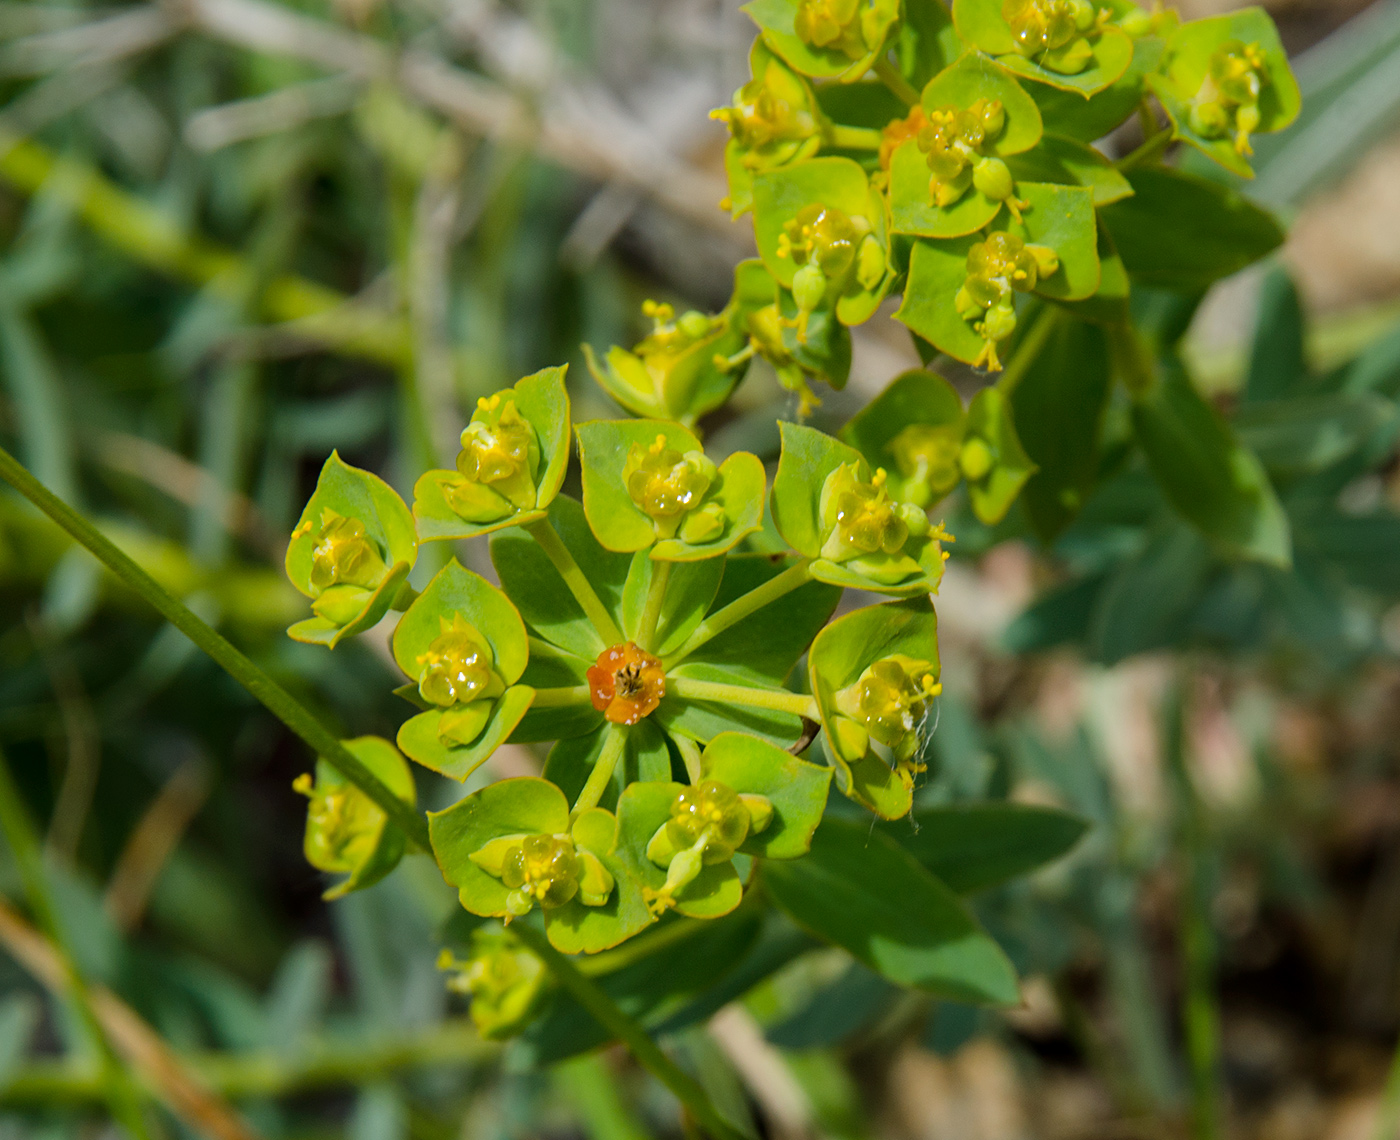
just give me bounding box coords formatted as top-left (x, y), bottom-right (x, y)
top-left (808, 597), bottom-right (940, 819)
top-left (963, 386), bottom-right (1037, 524)
top-left (1147, 7), bottom-right (1300, 178)
top-left (429, 777), bottom-right (653, 954)
top-left (577, 420), bottom-right (765, 561)
top-left (295, 735), bottom-right (416, 899)
top-left (953, 0), bottom-right (1134, 95)
top-left (771, 422), bottom-right (948, 596)
top-left (286, 452), bottom-right (417, 648)
top-left (841, 369), bottom-right (967, 508)
top-left (391, 560), bottom-right (532, 780)
top-left (743, 0), bottom-right (902, 84)
top-left (413, 366), bottom-right (571, 542)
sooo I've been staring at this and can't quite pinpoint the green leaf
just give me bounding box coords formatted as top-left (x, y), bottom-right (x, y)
top-left (1244, 267), bottom-right (1306, 403)
top-left (701, 732), bottom-right (831, 858)
top-left (1050, 223), bottom-right (1129, 325)
top-left (1087, 524), bottom-right (1214, 662)
top-left (1235, 394), bottom-right (1398, 480)
top-left (965, 386), bottom-right (1035, 525)
top-left (896, 0), bottom-right (963, 88)
top-left (896, 235), bottom-right (986, 366)
top-left (743, 0), bottom-right (900, 83)
top-left (807, 597), bottom-right (939, 819)
top-left (1012, 316), bottom-right (1111, 540)
top-left (1003, 182), bottom-right (1099, 301)
top-left (616, 781), bottom-right (745, 919)
top-left (1005, 134), bottom-right (1133, 206)
top-left (1133, 368), bottom-right (1291, 566)
top-left (391, 559), bottom-right (529, 686)
top-left (763, 818), bottom-right (1021, 1003)
top-left (287, 560), bottom-right (411, 649)
top-left (922, 52), bottom-right (1044, 155)
top-left (840, 369), bottom-right (966, 507)
top-left (412, 366), bottom-right (571, 542)
top-left (1149, 8), bottom-right (1300, 178)
top-left (752, 156), bottom-right (886, 290)
top-left (885, 803), bottom-right (1088, 893)
top-left (396, 686), bottom-right (535, 781)
top-left (577, 420), bottom-right (764, 560)
top-left (621, 553), bottom-right (724, 655)
top-left (1100, 167), bottom-right (1284, 289)
top-left (491, 497), bottom-right (629, 663)
top-left (0, 994), bottom-right (39, 1088)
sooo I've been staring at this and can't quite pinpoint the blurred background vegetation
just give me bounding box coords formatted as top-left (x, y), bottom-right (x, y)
top-left (4, 0), bottom-right (1400, 1137)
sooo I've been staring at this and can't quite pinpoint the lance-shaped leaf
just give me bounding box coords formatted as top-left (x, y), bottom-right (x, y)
top-left (771, 422), bottom-right (948, 595)
top-left (743, 0), bottom-right (902, 83)
top-left (413, 366), bottom-right (571, 542)
top-left (954, 0), bottom-right (1134, 95)
top-left (808, 597), bottom-right (940, 819)
top-left (841, 369), bottom-right (967, 508)
top-left (577, 420), bottom-right (765, 561)
top-left (392, 560), bottom-right (532, 780)
top-left (763, 817), bottom-right (1020, 1003)
top-left (296, 735), bottom-right (416, 900)
top-left (430, 777), bottom-right (653, 954)
top-left (286, 452), bottom-right (417, 648)
top-left (1148, 7), bottom-right (1300, 179)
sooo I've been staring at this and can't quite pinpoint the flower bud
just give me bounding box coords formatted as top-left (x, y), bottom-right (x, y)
top-left (817, 463), bottom-right (926, 584)
top-left (959, 437), bottom-right (995, 482)
top-left (972, 156), bottom-right (1015, 202)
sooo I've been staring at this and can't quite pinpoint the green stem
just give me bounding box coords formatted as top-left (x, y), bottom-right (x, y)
top-left (664, 560), bottom-right (812, 669)
top-left (873, 57), bottom-right (920, 107)
top-left (574, 724), bottom-right (629, 812)
top-left (0, 446), bottom-right (430, 852)
top-left (995, 305), bottom-right (1059, 398)
top-left (0, 750), bottom-right (151, 1140)
top-left (825, 123), bottom-right (884, 151)
top-left (556, 1055), bottom-right (652, 1140)
top-left (1164, 681), bottom-right (1222, 1140)
top-left (530, 686), bottom-right (593, 708)
top-left (511, 923), bottom-right (751, 1140)
top-left (524, 518), bottom-right (624, 647)
top-left (0, 1024), bottom-right (497, 1106)
top-left (668, 677), bottom-right (818, 721)
top-left (637, 560), bottom-right (672, 652)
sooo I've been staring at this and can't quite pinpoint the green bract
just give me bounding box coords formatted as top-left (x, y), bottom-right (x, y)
top-left (391, 560), bottom-right (533, 780)
top-left (293, 736), bottom-right (416, 899)
top-left (413, 366), bottom-right (571, 542)
top-left (286, 453), bottom-right (417, 648)
top-left (771, 422), bottom-right (949, 594)
top-left (744, 0), bottom-right (903, 83)
top-left (1147, 7), bottom-right (1300, 178)
top-left (809, 597), bottom-right (940, 818)
top-left (429, 777), bottom-right (651, 954)
top-left (952, 0), bottom-right (1134, 95)
top-left (753, 157), bottom-right (893, 331)
top-left (714, 39), bottom-right (824, 217)
top-left (576, 420), bottom-right (765, 560)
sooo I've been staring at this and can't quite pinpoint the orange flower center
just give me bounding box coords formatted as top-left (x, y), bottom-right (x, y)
top-left (587, 642), bottom-right (666, 726)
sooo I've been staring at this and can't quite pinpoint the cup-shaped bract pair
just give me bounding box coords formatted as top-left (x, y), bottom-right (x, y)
top-left (438, 929), bottom-right (549, 1040)
top-left (714, 39), bottom-right (824, 218)
top-left (286, 454), bottom-right (418, 648)
top-left (889, 54), bottom-right (1044, 240)
top-left (617, 733), bottom-right (830, 919)
top-left (293, 736), bottom-right (417, 898)
top-left (577, 420), bottom-right (765, 562)
top-left (809, 597), bottom-right (940, 818)
top-left (772, 423), bottom-right (949, 595)
top-left (743, 0), bottom-right (902, 84)
top-left (754, 157), bottom-right (894, 342)
top-left (414, 367), bottom-right (571, 542)
top-left (430, 777), bottom-right (652, 954)
top-left (1148, 8), bottom-right (1299, 178)
top-left (843, 371), bottom-right (1037, 525)
top-left (392, 561), bottom-right (534, 781)
top-left (583, 263), bottom-right (765, 427)
top-left (954, 0), bottom-right (1135, 94)
top-left (896, 181), bottom-right (1099, 371)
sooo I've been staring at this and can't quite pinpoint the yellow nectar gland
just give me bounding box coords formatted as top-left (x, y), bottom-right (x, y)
top-left (835, 656), bottom-right (941, 785)
top-left (917, 100), bottom-right (1020, 214)
top-left (500, 834), bottom-right (583, 917)
top-left (454, 396), bottom-right (539, 513)
top-left (954, 232), bottom-right (1059, 371)
top-left (644, 780), bottom-right (773, 916)
top-left (416, 614), bottom-right (502, 707)
top-left (623, 436), bottom-right (723, 542)
top-left (306, 510), bottom-right (386, 594)
top-left (293, 772), bottom-right (381, 872)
